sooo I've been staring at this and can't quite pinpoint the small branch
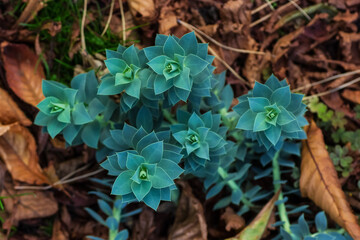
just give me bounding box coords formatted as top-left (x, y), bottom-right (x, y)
top-left (288, 0), bottom-right (311, 20)
top-left (81, 0), bottom-right (88, 52)
top-left (15, 168), bottom-right (104, 190)
top-left (101, 0), bottom-right (115, 36)
top-left (303, 76), bottom-right (360, 100)
top-left (252, 0), bottom-right (279, 15)
top-left (178, 20), bottom-right (251, 87)
top-left (119, 0), bottom-right (126, 44)
top-left (292, 70), bottom-right (360, 92)
top-left (162, 109), bottom-right (177, 125)
top-left (178, 20), bottom-right (266, 55)
top-left (272, 151), bottom-right (291, 233)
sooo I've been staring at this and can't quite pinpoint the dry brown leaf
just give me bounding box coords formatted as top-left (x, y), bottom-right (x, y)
top-left (15, 0), bottom-right (48, 26)
top-left (41, 21), bottom-right (62, 37)
top-left (1, 183), bottom-right (58, 225)
top-left (0, 123), bottom-right (50, 185)
top-left (300, 120), bottom-right (360, 239)
top-left (127, 0), bottom-right (156, 22)
top-left (342, 89), bottom-right (360, 104)
top-left (221, 207), bottom-right (245, 232)
top-left (1, 41), bottom-right (45, 107)
top-left (131, 208), bottom-right (156, 240)
top-left (168, 182), bottom-right (207, 240)
top-left (227, 190), bottom-right (280, 240)
top-left (52, 217), bottom-right (69, 240)
top-left (0, 88), bottom-right (32, 126)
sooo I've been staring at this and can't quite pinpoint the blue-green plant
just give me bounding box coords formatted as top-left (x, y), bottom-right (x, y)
top-left (234, 75), bottom-right (308, 150)
top-left (330, 145), bottom-right (353, 177)
top-left (34, 32), bottom-right (355, 240)
top-left (85, 195), bottom-right (141, 240)
top-left (100, 125), bottom-right (184, 210)
top-left (280, 212), bottom-right (353, 240)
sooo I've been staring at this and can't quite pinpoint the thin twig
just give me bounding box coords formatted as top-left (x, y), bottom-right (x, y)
top-left (119, 0), bottom-right (126, 44)
top-left (250, 0), bottom-right (298, 28)
top-left (303, 76), bottom-right (360, 100)
top-left (178, 20), bottom-right (250, 87)
top-left (293, 70), bottom-right (360, 92)
top-left (288, 0), bottom-right (311, 20)
top-left (178, 20), bottom-right (266, 55)
top-left (15, 168), bottom-right (104, 190)
top-left (252, 0), bottom-right (279, 15)
top-left (101, 0), bottom-right (115, 36)
top-left (265, 0), bottom-right (275, 11)
top-left (81, 0), bottom-right (88, 52)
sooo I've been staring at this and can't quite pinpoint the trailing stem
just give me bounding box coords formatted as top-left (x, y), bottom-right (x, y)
top-left (272, 150), bottom-right (291, 233)
top-left (217, 167), bottom-right (253, 207)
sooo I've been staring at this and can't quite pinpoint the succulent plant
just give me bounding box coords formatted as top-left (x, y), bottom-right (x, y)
top-left (35, 71), bottom-right (117, 148)
top-left (100, 124), bottom-right (184, 210)
top-left (144, 32), bottom-right (214, 106)
top-left (233, 74), bottom-right (308, 150)
top-left (34, 80), bottom-right (77, 138)
top-left (170, 110), bottom-right (227, 175)
top-left (98, 45), bottom-right (157, 112)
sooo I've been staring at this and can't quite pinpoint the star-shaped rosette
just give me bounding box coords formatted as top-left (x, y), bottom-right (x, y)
top-left (34, 80), bottom-right (78, 138)
top-left (170, 110), bottom-right (227, 175)
top-left (98, 45), bottom-right (155, 112)
top-left (144, 32), bottom-right (213, 107)
top-left (233, 74), bottom-right (308, 150)
top-left (100, 124), bottom-right (184, 210)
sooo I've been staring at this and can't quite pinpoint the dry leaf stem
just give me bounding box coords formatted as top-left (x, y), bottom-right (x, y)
top-left (272, 150), bottom-right (291, 233)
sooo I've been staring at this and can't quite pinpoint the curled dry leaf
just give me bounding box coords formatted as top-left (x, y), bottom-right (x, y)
top-left (0, 88), bottom-right (32, 126)
top-left (227, 190), bottom-right (280, 240)
top-left (168, 182), bottom-right (207, 240)
top-left (127, 0), bottom-right (156, 22)
top-left (221, 207), bottom-right (245, 232)
top-left (300, 120), bottom-right (360, 239)
top-left (0, 123), bottom-right (50, 185)
top-left (1, 182), bottom-right (58, 226)
top-left (1, 41), bottom-right (45, 107)
top-left (341, 89), bottom-right (360, 104)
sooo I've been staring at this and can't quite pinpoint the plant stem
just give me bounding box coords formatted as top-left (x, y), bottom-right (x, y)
top-left (272, 150), bottom-right (291, 233)
top-left (217, 167), bottom-right (253, 207)
top-left (162, 109), bottom-right (177, 125)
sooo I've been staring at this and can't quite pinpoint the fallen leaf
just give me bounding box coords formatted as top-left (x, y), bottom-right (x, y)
top-left (41, 21), bottom-right (62, 37)
top-left (52, 217), bottom-right (69, 240)
top-left (227, 190), bottom-right (280, 240)
top-left (1, 183), bottom-right (58, 226)
top-left (1, 41), bottom-right (45, 107)
top-left (221, 207), bottom-right (245, 232)
top-left (15, 0), bottom-right (48, 26)
top-left (300, 120), bottom-right (360, 239)
top-left (0, 123), bottom-right (50, 185)
top-left (127, 0), bottom-right (156, 22)
top-left (0, 88), bottom-right (32, 126)
top-left (342, 89), bottom-right (360, 104)
top-left (168, 182), bottom-right (207, 240)
top-left (131, 208), bottom-right (156, 240)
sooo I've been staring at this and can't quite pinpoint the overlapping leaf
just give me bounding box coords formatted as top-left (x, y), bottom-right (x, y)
top-left (300, 119), bottom-right (360, 239)
top-left (1, 41), bottom-right (45, 107)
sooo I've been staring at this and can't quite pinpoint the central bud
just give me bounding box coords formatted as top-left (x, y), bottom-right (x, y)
top-left (123, 66), bottom-right (134, 80)
top-left (139, 167), bottom-right (148, 180)
top-left (49, 102), bottom-right (65, 114)
top-left (187, 134), bottom-right (199, 145)
top-left (266, 109), bottom-right (277, 120)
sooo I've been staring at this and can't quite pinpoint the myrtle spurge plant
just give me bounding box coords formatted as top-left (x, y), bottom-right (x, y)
top-left (234, 75), bottom-right (308, 150)
top-left (35, 32), bottom-right (354, 240)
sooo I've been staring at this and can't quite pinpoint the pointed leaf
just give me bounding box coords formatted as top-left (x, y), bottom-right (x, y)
top-left (300, 120), bottom-right (360, 240)
top-left (227, 190), bottom-right (280, 240)
top-left (1, 42), bottom-right (45, 107)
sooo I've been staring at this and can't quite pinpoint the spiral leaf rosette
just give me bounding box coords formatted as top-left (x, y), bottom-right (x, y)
top-left (101, 124), bottom-right (184, 210)
top-left (234, 74), bottom-right (308, 150)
